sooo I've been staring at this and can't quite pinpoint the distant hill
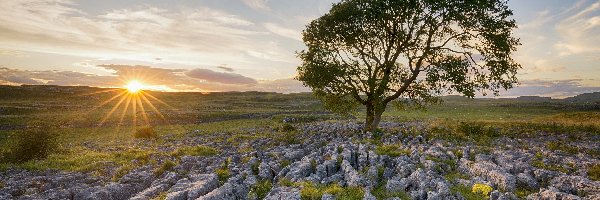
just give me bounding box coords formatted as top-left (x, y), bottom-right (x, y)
top-left (516, 96), bottom-right (552, 102)
top-left (563, 92), bottom-right (600, 103)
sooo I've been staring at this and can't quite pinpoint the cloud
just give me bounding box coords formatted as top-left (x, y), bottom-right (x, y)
top-left (241, 0), bottom-right (270, 11)
top-left (554, 1), bottom-right (600, 57)
top-left (513, 1), bottom-right (600, 81)
top-left (0, 66), bottom-right (309, 92)
top-left (498, 79), bottom-right (600, 98)
top-left (256, 78), bottom-right (310, 93)
top-left (217, 65), bottom-right (235, 72)
top-left (5, 66), bottom-right (599, 97)
top-left (0, 67), bottom-right (117, 87)
top-left (0, 0), bottom-right (299, 70)
top-left (185, 68), bottom-right (258, 85)
top-left (264, 23), bottom-right (303, 41)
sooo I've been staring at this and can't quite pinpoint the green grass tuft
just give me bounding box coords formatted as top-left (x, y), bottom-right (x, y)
top-left (154, 160), bottom-right (177, 176)
top-left (298, 182), bottom-right (364, 200)
top-left (450, 184), bottom-right (488, 200)
top-left (375, 144), bottom-right (411, 157)
top-left (531, 152), bottom-right (571, 174)
top-left (2, 128), bottom-right (59, 164)
top-left (171, 145), bottom-right (219, 157)
top-left (545, 141), bottom-right (578, 154)
top-left (588, 164), bottom-right (600, 181)
top-left (249, 180), bottom-right (272, 199)
top-left (133, 127), bottom-right (158, 139)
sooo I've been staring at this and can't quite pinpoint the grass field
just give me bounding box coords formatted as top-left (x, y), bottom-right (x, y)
top-left (0, 85), bottom-right (598, 175)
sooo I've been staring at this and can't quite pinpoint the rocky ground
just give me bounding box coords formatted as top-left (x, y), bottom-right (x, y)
top-left (1, 121), bottom-right (599, 200)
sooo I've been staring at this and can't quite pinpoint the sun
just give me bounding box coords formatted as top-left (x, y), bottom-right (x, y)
top-left (125, 80), bottom-right (144, 93)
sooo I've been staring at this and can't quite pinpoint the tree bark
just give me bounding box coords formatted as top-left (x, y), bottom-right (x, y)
top-left (364, 102), bottom-right (384, 132)
top-left (365, 103), bottom-right (375, 132)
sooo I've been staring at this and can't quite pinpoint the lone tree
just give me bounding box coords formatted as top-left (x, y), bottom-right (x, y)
top-left (297, 0), bottom-right (520, 132)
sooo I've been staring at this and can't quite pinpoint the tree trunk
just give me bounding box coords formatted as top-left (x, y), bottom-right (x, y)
top-left (365, 103), bottom-right (375, 132)
top-left (365, 102), bottom-right (384, 132)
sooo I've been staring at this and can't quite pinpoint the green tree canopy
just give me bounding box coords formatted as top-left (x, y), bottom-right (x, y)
top-left (297, 0), bottom-right (521, 132)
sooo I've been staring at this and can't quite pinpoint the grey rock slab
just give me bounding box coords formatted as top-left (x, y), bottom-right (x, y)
top-left (131, 184), bottom-right (170, 200)
top-left (264, 187), bottom-right (300, 200)
top-left (285, 159), bottom-right (314, 182)
top-left (526, 188), bottom-right (582, 200)
top-left (550, 175), bottom-right (600, 198)
top-left (341, 160), bottom-right (367, 187)
top-left (166, 190), bottom-right (188, 200)
top-left (467, 161), bottom-right (516, 191)
top-left (187, 174), bottom-right (219, 199)
top-left (385, 177), bottom-right (408, 193)
top-left (516, 173), bottom-right (539, 189)
top-left (321, 193), bottom-right (335, 200)
top-left (258, 161), bottom-right (274, 180)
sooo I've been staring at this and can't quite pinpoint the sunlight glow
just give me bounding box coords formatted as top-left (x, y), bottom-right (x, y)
top-left (93, 77), bottom-right (172, 129)
top-left (125, 80), bottom-right (144, 93)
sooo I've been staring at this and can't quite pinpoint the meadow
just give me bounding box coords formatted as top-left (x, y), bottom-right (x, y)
top-left (0, 85), bottom-right (598, 199)
top-left (1, 85), bottom-right (598, 172)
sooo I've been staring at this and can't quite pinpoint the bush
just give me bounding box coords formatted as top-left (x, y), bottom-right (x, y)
top-left (112, 164), bottom-right (135, 181)
top-left (251, 161), bottom-right (260, 175)
top-left (451, 185), bottom-right (487, 200)
top-left (215, 168), bottom-right (230, 184)
top-left (472, 183), bottom-right (493, 197)
top-left (546, 141), bottom-right (578, 154)
top-left (280, 123), bottom-right (296, 132)
top-left (134, 127), bottom-right (157, 139)
top-left (588, 164), bottom-right (600, 181)
top-left (375, 144), bottom-right (411, 157)
top-left (154, 160), bottom-right (177, 176)
top-left (249, 180), bottom-right (272, 199)
top-left (274, 131), bottom-right (302, 145)
top-left (2, 128), bottom-right (59, 163)
top-left (299, 182), bottom-right (364, 200)
top-left (171, 145), bottom-right (219, 157)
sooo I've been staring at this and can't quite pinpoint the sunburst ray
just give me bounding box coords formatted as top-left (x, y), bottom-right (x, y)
top-left (99, 92), bottom-right (130, 126)
top-left (139, 92), bottom-right (166, 120)
top-left (118, 95), bottom-right (132, 126)
top-left (140, 91), bottom-right (174, 109)
top-left (136, 95), bottom-right (150, 126)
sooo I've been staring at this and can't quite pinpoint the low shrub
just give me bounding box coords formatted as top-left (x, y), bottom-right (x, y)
top-left (588, 164), bottom-right (600, 181)
top-left (171, 145), bottom-right (219, 157)
top-left (279, 123), bottom-right (296, 132)
top-left (2, 128), bottom-right (59, 163)
top-left (278, 178), bottom-right (294, 187)
top-left (451, 185), bottom-right (487, 200)
top-left (154, 160), bottom-right (177, 176)
top-left (249, 180), bottom-right (272, 199)
top-left (299, 182), bottom-right (364, 200)
top-left (215, 157), bottom-right (231, 184)
top-left (215, 168), bottom-right (230, 184)
top-left (472, 183), bottom-right (493, 197)
top-left (545, 141), bottom-right (578, 154)
top-left (251, 161), bottom-right (260, 175)
top-left (133, 127), bottom-right (157, 139)
top-left (274, 131), bottom-right (302, 145)
top-left (112, 164), bottom-right (136, 181)
top-left (375, 144), bottom-right (411, 157)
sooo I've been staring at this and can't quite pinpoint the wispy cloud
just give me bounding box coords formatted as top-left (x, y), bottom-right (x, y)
top-left (217, 65), bottom-right (235, 72)
top-left (241, 0), bottom-right (271, 11)
top-left (186, 68), bottom-right (258, 85)
top-left (263, 23), bottom-right (303, 41)
top-left (0, 0), bottom-right (296, 72)
top-left (513, 0), bottom-right (600, 82)
top-left (0, 66), bottom-right (310, 93)
top-left (500, 79), bottom-right (600, 98)
top-left (554, 1), bottom-right (600, 57)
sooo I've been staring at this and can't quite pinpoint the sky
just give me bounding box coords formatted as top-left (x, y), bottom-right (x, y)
top-left (0, 0), bottom-right (598, 97)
